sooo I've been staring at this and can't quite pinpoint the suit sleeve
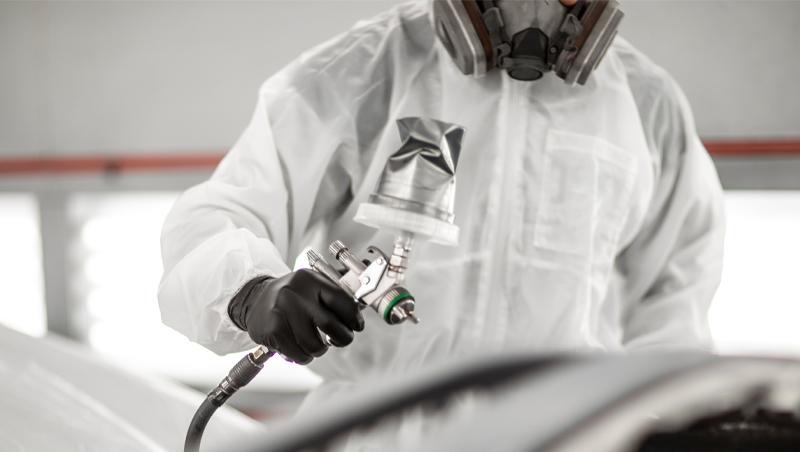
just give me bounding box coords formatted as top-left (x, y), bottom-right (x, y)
top-left (157, 72), bottom-right (356, 354)
top-left (618, 74), bottom-right (726, 351)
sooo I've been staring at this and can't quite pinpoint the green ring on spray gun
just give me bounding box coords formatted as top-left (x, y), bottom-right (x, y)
top-left (383, 289), bottom-right (415, 323)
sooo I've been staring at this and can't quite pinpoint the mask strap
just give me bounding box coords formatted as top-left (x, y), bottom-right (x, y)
top-left (479, 5), bottom-right (511, 68)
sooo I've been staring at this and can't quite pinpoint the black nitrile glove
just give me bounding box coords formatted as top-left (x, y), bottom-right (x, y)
top-left (228, 269), bottom-right (364, 364)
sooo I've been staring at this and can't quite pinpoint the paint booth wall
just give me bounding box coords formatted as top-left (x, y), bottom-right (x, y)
top-left (0, 0), bottom-right (798, 157)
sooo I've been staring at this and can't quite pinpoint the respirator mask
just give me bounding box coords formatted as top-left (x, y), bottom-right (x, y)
top-left (432, 0), bottom-right (624, 84)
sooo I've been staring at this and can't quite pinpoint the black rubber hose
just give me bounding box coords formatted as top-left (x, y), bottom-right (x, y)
top-left (185, 348), bottom-right (274, 452)
top-left (185, 397), bottom-right (218, 452)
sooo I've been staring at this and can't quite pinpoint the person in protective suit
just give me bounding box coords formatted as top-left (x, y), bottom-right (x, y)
top-left (159, 0), bottom-right (724, 446)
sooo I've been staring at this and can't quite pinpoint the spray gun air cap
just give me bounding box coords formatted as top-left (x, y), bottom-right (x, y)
top-left (354, 117), bottom-right (465, 246)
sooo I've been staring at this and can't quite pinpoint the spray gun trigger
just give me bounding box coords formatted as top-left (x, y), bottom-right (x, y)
top-left (366, 246), bottom-right (389, 262)
top-left (353, 257), bottom-right (389, 300)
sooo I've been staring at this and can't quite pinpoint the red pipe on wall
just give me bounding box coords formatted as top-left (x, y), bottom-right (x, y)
top-left (703, 139), bottom-right (800, 157)
top-left (0, 140), bottom-right (798, 175)
top-left (0, 153), bottom-right (223, 175)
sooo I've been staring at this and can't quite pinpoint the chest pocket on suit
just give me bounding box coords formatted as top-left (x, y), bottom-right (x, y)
top-left (531, 129), bottom-right (637, 258)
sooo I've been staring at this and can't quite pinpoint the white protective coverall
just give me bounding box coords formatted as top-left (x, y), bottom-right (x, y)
top-left (159, 0), bottom-right (724, 443)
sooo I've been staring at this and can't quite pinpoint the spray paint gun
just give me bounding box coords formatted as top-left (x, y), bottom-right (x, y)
top-left (306, 117), bottom-right (464, 327)
top-left (184, 117), bottom-right (465, 452)
top-left (307, 242), bottom-right (418, 326)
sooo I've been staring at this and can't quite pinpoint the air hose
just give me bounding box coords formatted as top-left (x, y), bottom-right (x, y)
top-left (185, 346), bottom-right (275, 452)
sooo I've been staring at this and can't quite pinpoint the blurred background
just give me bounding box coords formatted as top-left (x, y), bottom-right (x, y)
top-left (1, 0), bottom-right (799, 419)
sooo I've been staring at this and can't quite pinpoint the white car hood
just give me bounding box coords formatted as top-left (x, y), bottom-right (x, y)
top-left (0, 326), bottom-right (262, 451)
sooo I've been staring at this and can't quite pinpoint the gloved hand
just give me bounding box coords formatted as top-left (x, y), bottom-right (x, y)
top-left (227, 269), bottom-right (364, 364)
